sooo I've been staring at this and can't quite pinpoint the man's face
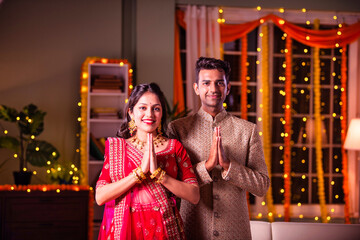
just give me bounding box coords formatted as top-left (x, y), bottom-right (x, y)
top-left (194, 69), bottom-right (230, 115)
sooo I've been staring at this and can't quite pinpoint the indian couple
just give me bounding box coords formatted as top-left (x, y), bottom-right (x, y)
top-left (95, 57), bottom-right (270, 240)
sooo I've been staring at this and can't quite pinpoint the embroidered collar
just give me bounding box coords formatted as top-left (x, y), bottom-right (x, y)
top-left (197, 107), bottom-right (227, 123)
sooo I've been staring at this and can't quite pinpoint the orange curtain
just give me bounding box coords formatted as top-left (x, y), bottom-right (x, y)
top-left (220, 14), bottom-right (360, 48)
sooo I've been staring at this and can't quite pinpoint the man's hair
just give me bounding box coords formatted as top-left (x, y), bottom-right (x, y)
top-left (195, 57), bottom-right (231, 84)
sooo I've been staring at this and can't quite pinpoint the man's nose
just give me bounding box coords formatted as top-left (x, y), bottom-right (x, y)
top-left (210, 82), bottom-right (217, 92)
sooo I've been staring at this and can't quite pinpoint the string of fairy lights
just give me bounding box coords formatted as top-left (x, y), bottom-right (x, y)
top-left (216, 6), bottom-right (350, 222)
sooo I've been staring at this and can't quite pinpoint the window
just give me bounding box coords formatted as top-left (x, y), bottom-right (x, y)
top-left (178, 6), bottom-right (360, 219)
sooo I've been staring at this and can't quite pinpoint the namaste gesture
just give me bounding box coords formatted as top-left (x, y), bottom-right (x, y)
top-left (205, 126), bottom-right (230, 172)
top-left (139, 133), bottom-right (159, 175)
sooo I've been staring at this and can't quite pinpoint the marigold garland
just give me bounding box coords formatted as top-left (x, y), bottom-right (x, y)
top-left (340, 46), bottom-right (351, 224)
top-left (284, 36), bottom-right (292, 222)
top-left (313, 19), bottom-right (328, 223)
top-left (261, 25), bottom-right (276, 222)
top-left (80, 57), bottom-right (132, 185)
top-left (241, 36), bottom-right (248, 120)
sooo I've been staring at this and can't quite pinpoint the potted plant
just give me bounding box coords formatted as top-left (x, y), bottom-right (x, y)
top-left (0, 104), bottom-right (60, 185)
top-left (47, 162), bottom-right (83, 185)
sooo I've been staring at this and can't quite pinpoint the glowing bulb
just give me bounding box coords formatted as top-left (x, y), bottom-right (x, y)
top-left (4, 130), bottom-right (8, 134)
top-left (119, 62), bottom-right (124, 66)
top-left (279, 19), bottom-right (285, 25)
top-left (262, 201), bottom-right (266, 206)
top-left (82, 72), bottom-right (88, 79)
top-left (219, 8), bottom-right (223, 13)
top-left (279, 8), bottom-right (285, 13)
top-left (260, 19), bottom-right (265, 24)
top-left (333, 15), bottom-right (337, 20)
top-left (14, 154), bottom-right (18, 158)
top-left (47, 161), bottom-right (51, 165)
top-left (129, 85), bottom-right (134, 89)
top-left (35, 147), bottom-right (40, 151)
top-left (77, 117), bottom-right (82, 122)
top-left (306, 21), bottom-right (310, 25)
top-left (129, 69), bottom-right (133, 73)
top-left (256, 6), bottom-right (261, 11)
top-left (52, 152), bottom-right (57, 157)
top-left (302, 8), bottom-right (306, 12)
top-left (306, 36), bottom-right (310, 40)
top-left (16, 116), bottom-right (20, 121)
top-left (78, 102), bottom-right (82, 107)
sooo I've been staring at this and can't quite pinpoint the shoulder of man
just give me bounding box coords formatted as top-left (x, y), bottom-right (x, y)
top-left (226, 112), bottom-right (256, 128)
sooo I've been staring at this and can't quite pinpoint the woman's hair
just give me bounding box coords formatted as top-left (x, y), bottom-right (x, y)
top-left (117, 82), bottom-right (168, 138)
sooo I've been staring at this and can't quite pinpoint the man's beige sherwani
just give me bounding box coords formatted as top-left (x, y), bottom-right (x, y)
top-left (168, 108), bottom-right (270, 240)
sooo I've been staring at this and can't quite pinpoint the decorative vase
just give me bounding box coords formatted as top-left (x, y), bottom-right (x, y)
top-left (13, 171), bottom-right (32, 185)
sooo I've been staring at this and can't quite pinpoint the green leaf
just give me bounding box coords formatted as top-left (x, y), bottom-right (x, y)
top-left (18, 104), bottom-right (46, 136)
top-left (26, 140), bottom-right (60, 167)
top-left (0, 136), bottom-right (20, 152)
top-left (0, 105), bottom-right (19, 122)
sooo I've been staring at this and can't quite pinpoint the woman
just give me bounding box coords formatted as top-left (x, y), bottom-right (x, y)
top-left (96, 83), bottom-right (200, 240)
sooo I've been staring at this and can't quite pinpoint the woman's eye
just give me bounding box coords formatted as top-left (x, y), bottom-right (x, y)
top-left (139, 106), bottom-right (146, 110)
top-left (154, 107), bottom-right (161, 111)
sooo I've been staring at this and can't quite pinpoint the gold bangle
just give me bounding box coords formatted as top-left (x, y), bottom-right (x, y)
top-left (132, 169), bottom-right (142, 183)
top-left (150, 167), bottom-right (162, 179)
top-left (136, 167), bottom-right (146, 180)
top-left (155, 170), bottom-right (166, 184)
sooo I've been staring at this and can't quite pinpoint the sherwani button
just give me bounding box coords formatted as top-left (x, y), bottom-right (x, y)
top-left (213, 194), bottom-right (219, 200)
top-left (213, 230), bottom-right (219, 236)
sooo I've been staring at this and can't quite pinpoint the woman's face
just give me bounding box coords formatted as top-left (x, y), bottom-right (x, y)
top-left (129, 91), bottom-right (162, 135)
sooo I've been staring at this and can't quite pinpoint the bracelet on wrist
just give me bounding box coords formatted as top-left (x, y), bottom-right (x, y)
top-left (150, 167), bottom-right (162, 179)
top-left (136, 166), bottom-right (146, 180)
top-left (155, 170), bottom-right (166, 184)
top-left (132, 169), bottom-right (142, 183)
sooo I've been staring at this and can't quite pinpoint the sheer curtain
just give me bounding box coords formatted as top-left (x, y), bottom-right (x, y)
top-left (184, 5), bottom-right (221, 112)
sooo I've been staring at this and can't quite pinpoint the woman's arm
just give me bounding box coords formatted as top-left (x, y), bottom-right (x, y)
top-left (95, 173), bottom-right (138, 206)
top-left (158, 175), bottom-right (200, 204)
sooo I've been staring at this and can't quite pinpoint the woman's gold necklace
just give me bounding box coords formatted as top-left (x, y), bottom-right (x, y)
top-left (130, 134), bottom-right (166, 150)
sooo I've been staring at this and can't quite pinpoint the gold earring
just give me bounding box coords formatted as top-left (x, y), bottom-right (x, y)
top-left (157, 124), bottom-right (162, 136)
top-left (128, 118), bottom-right (137, 135)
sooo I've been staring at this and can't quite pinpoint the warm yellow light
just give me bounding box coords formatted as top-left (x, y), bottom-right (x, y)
top-left (301, 159), bottom-right (306, 164)
top-left (304, 49), bottom-right (308, 53)
top-left (304, 77), bottom-right (309, 82)
top-left (335, 195), bottom-right (339, 199)
top-left (101, 58), bottom-right (108, 64)
top-left (4, 130), bottom-right (8, 134)
top-left (297, 203), bottom-right (301, 206)
top-left (35, 147), bottom-right (40, 151)
top-left (284, 49), bottom-right (288, 53)
top-left (27, 189), bottom-right (31, 193)
top-left (268, 212), bottom-right (273, 217)
top-left (14, 154), bottom-right (18, 158)
top-left (219, 8), bottom-right (223, 13)
top-left (299, 214), bottom-right (304, 218)
top-left (47, 169), bottom-right (51, 173)
top-left (56, 189), bottom-right (61, 193)
top-left (257, 47), bottom-right (261, 52)
top-left (78, 102), bottom-right (82, 107)
top-left (69, 171), bottom-right (74, 175)
top-left (119, 62), bottom-right (124, 66)
top-left (260, 19), bottom-right (265, 24)
top-left (302, 175), bottom-right (306, 179)
top-left (327, 216), bottom-right (331, 221)
top-left (280, 160), bottom-right (284, 164)
top-left (71, 164), bottom-right (75, 168)
top-left (259, 33), bottom-right (264, 37)
top-left (262, 201), bottom-right (266, 206)
top-left (28, 119), bottom-right (32, 123)
top-left (256, 60), bottom-right (260, 64)
top-left (258, 213), bottom-right (263, 218)
top-left (302, 8), bottom-right (306, 13)
top-left (331, 208), bottom-right (335, 213)
top-left (129, 69), bottom-right (133, 74)
top-left (283, 174), bottom-right (288, 179)
top-left (332, 113), bottom-right (337, 117)
top-left (332, 72), bottom-right (337, 77)
top-left (258, 117), bottom-right (262, 122)
top-left (223, 103), bottom-right (227, 108)
top-left (77, 117), bottom-right (82, 122)
top-left (306, 20), bottom-right (310, 25)
top-left (302, 147), bottom-right (307, 151)
top-left (74, 167), bottom-right (78, 171)
top-left (129, 84), bottom-right (134, 89)
top-left (333, 15), bottom-right (337, 20)
top-left (315, 216), bottom-right (319, 221)
top-left (33, 171), bottom-right (37, 175)
top-left (221, 18), bottom-right (225, 23)
top-left (279, 146), bottom-right (284, 150)
top-left (82, 72), bottom-right (88, 79)
top-left (335, 43), bottom-right (340, 47)
top-left (301, 188), bottom-right (305, 192)
top-left (47, 161), bottom-right (51, 165)
top-left (81, 86), bottom-right (88, 93)
top-left (256, 6), bottom-right (261, 11)
top-left (331, 181), bottom-right (335, 185)
top-left (280, 189), bottom-right (285, 193)
top-left (125, 99), bottom-right (129, 103)
top-left (279, 8), bottom-right (285, 13)
top-left (279, 19), bottom-right (285, 25)
top-left (16, 116), bottom-right (20, 121)
top-left (52, 152), bottom-right (57, 157)
top-left (306, 36), bottom-right (310, 40)
top-left (76, 149), bottom-right (80, 153)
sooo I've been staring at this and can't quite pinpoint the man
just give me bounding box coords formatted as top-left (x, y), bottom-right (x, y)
top-left (168, 57), bottom-right (270, 240)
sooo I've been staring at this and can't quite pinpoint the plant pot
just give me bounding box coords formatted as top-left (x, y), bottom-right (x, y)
top-left (13, 171), bottom-right (32, 185)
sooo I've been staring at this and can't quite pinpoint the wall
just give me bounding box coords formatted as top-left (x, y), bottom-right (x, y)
top-left (0, 0), bottom-right (123, 184)
top-left (0, 0), bottom-right (359, 184)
